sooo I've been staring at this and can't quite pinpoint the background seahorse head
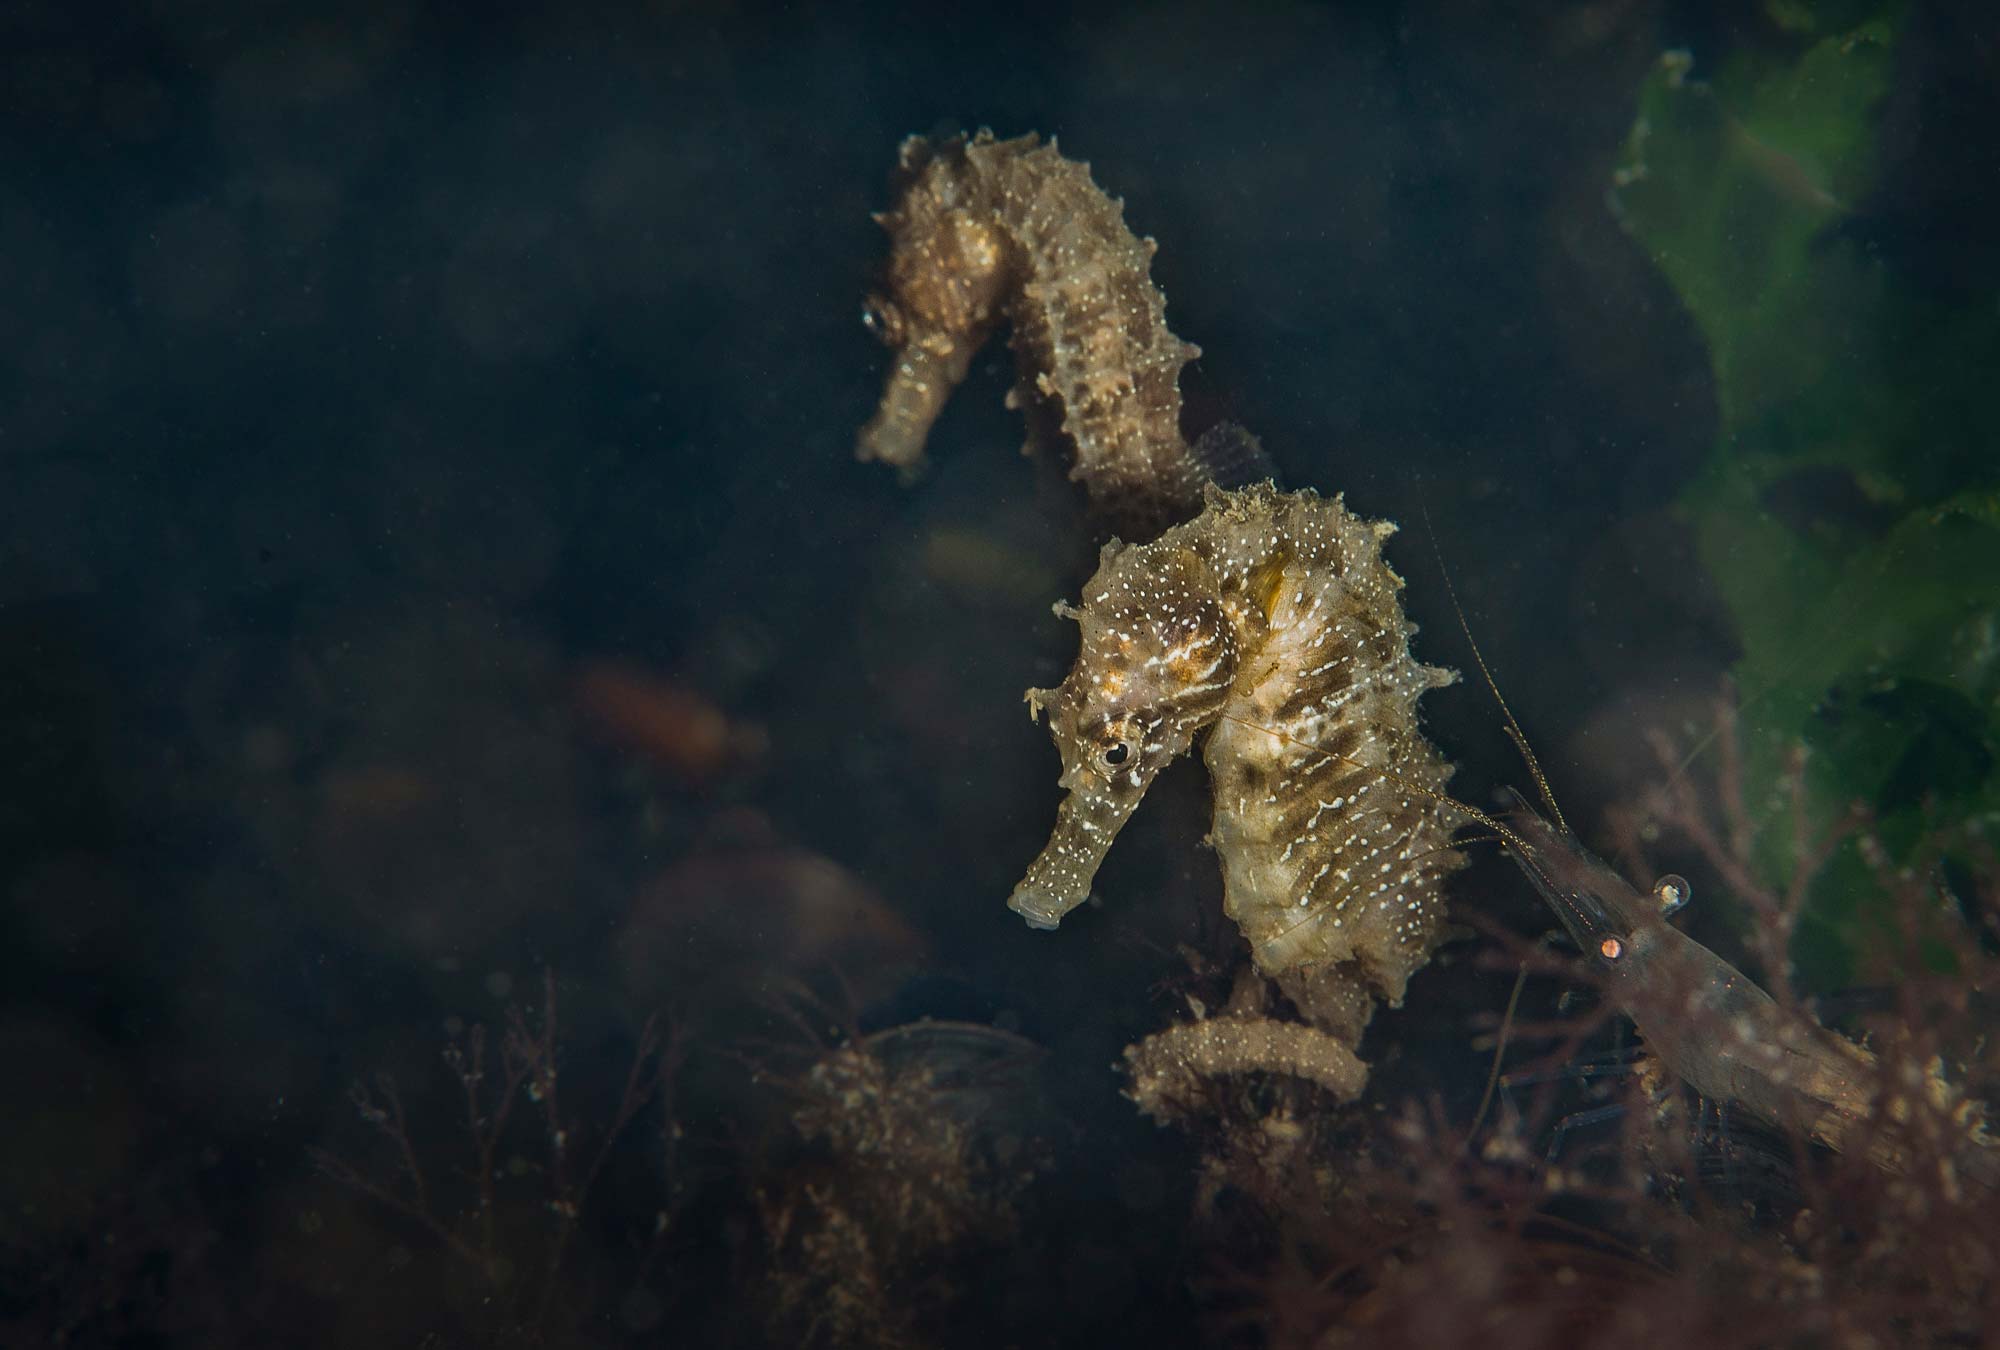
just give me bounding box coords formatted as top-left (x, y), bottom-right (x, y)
top-left (1008, 542), bottom-right (1237, 929)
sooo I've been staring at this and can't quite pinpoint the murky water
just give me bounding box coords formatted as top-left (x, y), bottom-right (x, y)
top-left (4, 4), bottom-right (1996, 1346)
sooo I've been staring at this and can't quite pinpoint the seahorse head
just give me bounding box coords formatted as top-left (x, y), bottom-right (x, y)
top-left (1008, 541), bottom-right (1239, 930)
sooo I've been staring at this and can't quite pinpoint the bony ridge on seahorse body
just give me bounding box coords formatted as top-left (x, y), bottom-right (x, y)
top-left (1008, 481), bottom-right (1466, 1039)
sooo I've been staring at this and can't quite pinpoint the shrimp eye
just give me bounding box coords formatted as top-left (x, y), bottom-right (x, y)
top-left (1101, 741), bottom-right (1130, 767)
top-left (1599, 936), bottom-right (1625, 961)
top-left (1651, 873), bottom-right (1690, 916)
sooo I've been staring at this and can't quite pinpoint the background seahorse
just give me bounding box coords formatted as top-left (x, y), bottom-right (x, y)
top-left (857, 129), bottom-right (1215, 535)
top-left (1009, 482), bottom-right (1464, 1048)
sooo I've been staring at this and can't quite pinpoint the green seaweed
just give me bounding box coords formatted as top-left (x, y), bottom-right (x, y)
top-left (1610, 5), bottom-right (2000, 987)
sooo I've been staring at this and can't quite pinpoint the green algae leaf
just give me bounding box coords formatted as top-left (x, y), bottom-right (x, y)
top-left (1611, 26), bottom-right (1896, 434)
top-left (1609, 8), bottom-right (2000, 986)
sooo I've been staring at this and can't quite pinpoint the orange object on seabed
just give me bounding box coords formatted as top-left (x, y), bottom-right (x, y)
top-left (574, 661), bottom-right (767, 785)
top-left (616, 810), bottom-right (929, 1012)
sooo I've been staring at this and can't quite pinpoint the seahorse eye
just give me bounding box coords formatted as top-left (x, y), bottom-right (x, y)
top-left (1102, 741), bottom-right (1130, 767)
top-left (860, 296), bottom-right (904, 344)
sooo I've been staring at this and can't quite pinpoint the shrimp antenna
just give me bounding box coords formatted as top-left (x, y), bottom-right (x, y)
top-left (1418, 500), bottom-right (1571, 837)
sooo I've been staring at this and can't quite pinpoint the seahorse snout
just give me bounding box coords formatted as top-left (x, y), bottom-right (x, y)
top-left (1007, 890), bottom-right (1067, 930)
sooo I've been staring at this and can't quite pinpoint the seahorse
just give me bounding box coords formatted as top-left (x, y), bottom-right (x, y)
top-left (1009, 482), bottom-right (1464, 1046)
top-left (857, 129), bottom-right (1216, 535)
top-left (856, 131), bottom-right (1459, 1077)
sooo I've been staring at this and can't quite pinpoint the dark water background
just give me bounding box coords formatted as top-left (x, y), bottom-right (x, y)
top-left (3, 2), bottom-right (1993, 1345)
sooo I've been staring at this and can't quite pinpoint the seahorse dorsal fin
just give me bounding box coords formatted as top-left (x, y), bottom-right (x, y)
top-left (1248, 548), bottom-right (1293, 622)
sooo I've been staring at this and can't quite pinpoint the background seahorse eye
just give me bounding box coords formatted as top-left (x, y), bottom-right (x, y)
top-left (859, 296), bottom-right (903, 344)
top-left (1102, 741), bottom-right (1130, 766)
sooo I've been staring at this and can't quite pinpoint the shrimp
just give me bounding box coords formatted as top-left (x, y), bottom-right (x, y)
top-left (1485, 784), bottom-right (1999, 1190)
top-left (1489, 787), bottom-right (1878, 1159)
top-left (1430, 589), bottom-right (2000, 1191)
